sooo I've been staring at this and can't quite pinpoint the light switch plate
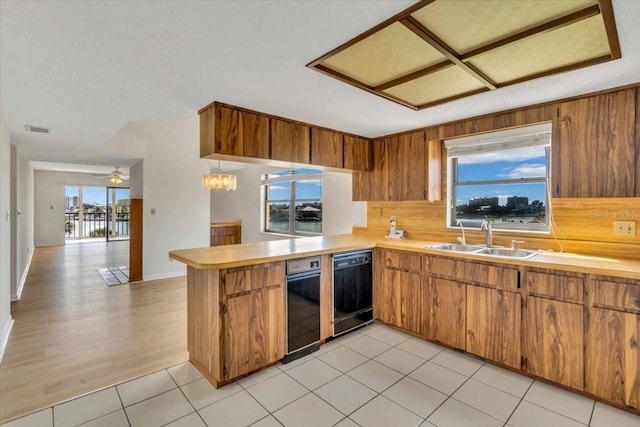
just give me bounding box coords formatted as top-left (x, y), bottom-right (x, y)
top-left (613, 220), bottom-right (636, 236)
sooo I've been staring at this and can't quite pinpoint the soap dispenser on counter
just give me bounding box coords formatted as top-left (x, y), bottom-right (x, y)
top-left (385, 216), bottom-right (407, 239)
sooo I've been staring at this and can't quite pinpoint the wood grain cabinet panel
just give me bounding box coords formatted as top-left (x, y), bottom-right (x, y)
top-left (426, 277), bottom-right (466, 348)
top-left (374, 249), bottom-right (424, 335)
top-left (353, 138), bottom-right (388, 201)
top-left (552, 88), bottom-right (637, 198)
top-left (586, 307), bottom-right (640, 408)
top-left (523, 296), bottom-right (584, 390)
top-left (200, 103), bottom-right (270, 159)
top-left (387, 131), bottom-right (427, 201)
top-left (344, 135), bottom-right (372, 171)
top-left (220, 262), bottom-right (285, 381)
top-left (466, 286), bottom-right (521, 369)
top-left (311, 128), bottom-right (343, 168)
top-left (270, 118), bottom-right (311, 164)
top-left (210, 224), bottom-right (241, 247)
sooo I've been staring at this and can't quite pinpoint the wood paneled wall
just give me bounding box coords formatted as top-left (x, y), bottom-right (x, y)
top-left (354, 84), bottom-right (640, 260)
top-left (355, 198), bottom-right (640, 260)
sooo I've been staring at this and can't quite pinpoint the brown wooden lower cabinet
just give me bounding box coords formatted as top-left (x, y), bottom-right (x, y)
top-left (425, 277), bottom-right (466, 348)
top-left (374, 249), bottom-right (424, 335)
top-left (210, 222), bottom-right (241, 246)
top-left (522, 296), bottom-right (584, 390)
top-left (585, 276), bottom-right (640, 409)
top-left (466, 285), bottom-right (521, 369)
top-left (586, 307), bottom-right (640, 408)
top-left (187, 262), bottom-right (285, 387)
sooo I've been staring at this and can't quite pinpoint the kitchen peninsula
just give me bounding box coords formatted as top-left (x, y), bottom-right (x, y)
top-left (170, 234), bottom-right (640, 414)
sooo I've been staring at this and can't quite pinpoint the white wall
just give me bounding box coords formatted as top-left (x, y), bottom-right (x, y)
top-left (139, 120), bottom-right (210, 280)
top-left (129, 160), bottom-right (143, 199)
top-left (210, 164), bottom-right (366, 243)
top-left (10, 145), bottom-right (34, 300)
top-left (1, 119), bottom-right (14, 361)
top-left (34, 171), bottom-right (129, 247)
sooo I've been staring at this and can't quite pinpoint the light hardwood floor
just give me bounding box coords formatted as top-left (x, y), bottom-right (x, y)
top-left (0, 242), bottom-right (188, 423)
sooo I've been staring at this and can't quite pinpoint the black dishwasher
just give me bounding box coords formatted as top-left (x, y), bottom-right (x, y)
top-left (284, 256), bottom-right (321, 363)
top-left (333, 250), bottom-right (373, 336)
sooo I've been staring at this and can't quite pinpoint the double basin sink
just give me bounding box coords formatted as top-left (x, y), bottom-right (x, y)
top-left (428, 243), bottom-right (539, 260)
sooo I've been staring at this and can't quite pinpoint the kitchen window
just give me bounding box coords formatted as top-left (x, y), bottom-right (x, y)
top-left (262, 169), bottom-right (322, 236)
top-left (446, 123), bottom-right (551, 233)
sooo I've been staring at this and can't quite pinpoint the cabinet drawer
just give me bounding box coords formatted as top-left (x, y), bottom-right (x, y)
top-left (591, 278), bottom-right (640, 313)
top-left (428, 257), bottom-right (518, 290)
top-left (223, 262), bottom-right (285, 296)
top-left (380, 249), bottom-right (422, 273)
top-left (211, 225), bottom-right (240, 237)
top-left (524, 270), bottom-right (584, 303)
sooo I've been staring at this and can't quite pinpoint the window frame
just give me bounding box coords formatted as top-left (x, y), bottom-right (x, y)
top-left (446, 124), bottom-right (552, 234)
top-left (262, 169), bottom-right (323, 237)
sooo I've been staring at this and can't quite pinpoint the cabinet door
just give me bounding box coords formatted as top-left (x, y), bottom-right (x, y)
top-left (344, 135), bottom-right (372, 171)
top-left (352, 138), bottom-right (387, 201)
top-left (200, 104), bottom-right (269, 159)
top-left (586, 307), bottom-right (640, 408)
top-left (271, 118), bottom-right (311, 164)
top-left (387, 131), bottom-right (427, 201)
top-left (523, 296), bottom-right (584, 389)
top-left (466, 286), bottom-right (521, 369)
top-left (223, 285), bottom-right (285, 381)
top-left (311, 128), bottom-right (343, 168)
top-left (426, 277), bottom-right (466, 348)
top-left (378, 269), bottom-right (422, 334)
top-left (552, 88), bottom-right (636, 198)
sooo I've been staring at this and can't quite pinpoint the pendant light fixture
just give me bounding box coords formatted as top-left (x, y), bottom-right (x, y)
top-left (202, 160), bottom-right (237, 191)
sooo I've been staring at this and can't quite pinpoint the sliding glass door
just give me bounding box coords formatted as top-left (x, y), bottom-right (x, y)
top-left (106, 187), bottom-right (130, 241)
top-left (64, 185), bottom-right (130, 241)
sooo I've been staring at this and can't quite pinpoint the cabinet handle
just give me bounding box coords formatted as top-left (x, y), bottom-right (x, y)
top-left (222, 303), bottom-right (227, 314)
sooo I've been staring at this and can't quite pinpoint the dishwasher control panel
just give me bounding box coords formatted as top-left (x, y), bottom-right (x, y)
top-left (286, 256), bottom-right (321, 275)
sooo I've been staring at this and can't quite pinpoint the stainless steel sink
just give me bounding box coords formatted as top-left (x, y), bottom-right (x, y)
top-left (476, 247), bottom-right (539, 259)
top-left (428, 243), bottom-right (484, 252)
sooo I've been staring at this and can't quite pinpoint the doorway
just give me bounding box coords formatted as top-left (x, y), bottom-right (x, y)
top-left (64, 186), bottom-right (130, 242)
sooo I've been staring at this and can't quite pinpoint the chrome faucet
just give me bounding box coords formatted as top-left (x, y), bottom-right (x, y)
top-left (456, 220), bottom-right (466, 245)
top-left (480, 218), bottom-right (493, 247)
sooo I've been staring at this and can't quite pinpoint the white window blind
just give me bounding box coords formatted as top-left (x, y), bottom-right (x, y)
top-left (445, 123), bottom-right (551, 157)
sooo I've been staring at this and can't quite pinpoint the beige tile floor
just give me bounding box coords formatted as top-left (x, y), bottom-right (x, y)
top-left (2, 322), bottom-right (638, 427)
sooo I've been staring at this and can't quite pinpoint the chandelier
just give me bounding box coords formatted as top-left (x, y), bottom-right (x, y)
top-left (202, 161), bottom-right (237, 191)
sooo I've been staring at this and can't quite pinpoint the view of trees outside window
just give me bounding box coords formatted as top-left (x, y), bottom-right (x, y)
top-left (263, 169), bottom-right (322, 235)
top-left (451, 145), bottom-right (549, 231)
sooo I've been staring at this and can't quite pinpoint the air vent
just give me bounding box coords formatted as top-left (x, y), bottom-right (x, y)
top-left (24, 125), bottom-right (50, 133)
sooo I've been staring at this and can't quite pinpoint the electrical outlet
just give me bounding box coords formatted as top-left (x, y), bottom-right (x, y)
top-left (376, 207), bottom-right (382, 217)
top-left (613, 220), bottom-right (636, 236)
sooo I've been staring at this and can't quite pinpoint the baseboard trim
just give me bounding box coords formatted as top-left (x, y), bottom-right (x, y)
top-left (0, 318), bottom-right (15, 363)
top-left (139, 271), bottom-right (186, 282)
top-left (11, 248), bottom-right (33, 301)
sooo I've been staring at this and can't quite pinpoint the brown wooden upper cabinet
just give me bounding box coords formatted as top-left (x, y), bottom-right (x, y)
top-left (552, 88), bottom-right (638, 198)
top-left (200, 103), bottom-right (270, 159)
top-left (344, 135), bottom-right (373, 172)
top-left (270, 118), bottom-right (311, 164)
top-left (388, 131), bottom-right (427, 201)
top-left (311, 128), bottom-right (343, 168)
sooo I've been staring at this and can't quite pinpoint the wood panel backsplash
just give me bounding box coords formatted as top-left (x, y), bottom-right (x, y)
top-left (354, 198), bottom-right (640, 261)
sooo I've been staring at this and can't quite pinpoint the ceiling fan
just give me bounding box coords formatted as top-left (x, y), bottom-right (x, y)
top-left (95, 167), bottom-right (130, 184)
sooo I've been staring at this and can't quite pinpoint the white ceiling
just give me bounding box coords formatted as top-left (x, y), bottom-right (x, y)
top-left (1, 0), bottom-right (639, 172)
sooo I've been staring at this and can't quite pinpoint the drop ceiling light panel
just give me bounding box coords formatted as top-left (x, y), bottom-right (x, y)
top-left (308, 0), bottom-right (621, 110)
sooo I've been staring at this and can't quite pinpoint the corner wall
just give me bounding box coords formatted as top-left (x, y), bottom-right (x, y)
top-left (0, 119), bottom-right (14, 361)
top-left (140, 120), bottom-right (210, 280)
top-left (10, 146), bottom-right (34, 300)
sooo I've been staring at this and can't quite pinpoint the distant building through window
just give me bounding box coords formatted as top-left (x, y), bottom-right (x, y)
top-left (262, 169), bottom-right (322, 236)
top-left (446, 124), bottom-right (551, 233)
